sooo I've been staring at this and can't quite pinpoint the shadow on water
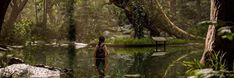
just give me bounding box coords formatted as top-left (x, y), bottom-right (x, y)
top-left (67, 43), bottom-right (76, 78)
top-left (23, 45), bottom-right (47, 64)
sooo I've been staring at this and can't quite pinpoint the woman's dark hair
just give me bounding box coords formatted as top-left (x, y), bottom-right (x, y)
top-left (98, 36), bottom-right (105, 46)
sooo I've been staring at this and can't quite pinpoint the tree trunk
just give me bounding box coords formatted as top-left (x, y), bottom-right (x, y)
top-left (47, 0), bottom-right (55, 24)
top-left (196, 0), bottom-right (201, 23)
top-left (43, 0), bottom-right (47, 27)
top-left (200, 0), bottom-right (234, 71)
top-left (124, 4), bottom-right (145, 38)
top-left (5, 0), bottom-right (28, 29)
top-left (111, 0), bottom-right (160, 37)
top-left (112, 0), bottom-right (146, 38)
top-left (143, 0), bottom-right (198, 39)
top-left (2, 0), bottom-right (28, 38)
top-left (0, 0), bottom-right (11, 32)
top-left (111, 0), bottom-right (198, 39)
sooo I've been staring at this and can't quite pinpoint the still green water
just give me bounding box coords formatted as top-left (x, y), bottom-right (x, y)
top-left (7, 45), bottom-right (203, 78)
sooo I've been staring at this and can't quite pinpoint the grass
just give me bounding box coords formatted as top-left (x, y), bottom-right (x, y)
top-left (183, 51), bottom-right (228, 76)
top-left (111, 47), bottom-right (154, 55)
top-left (106, 37), bottom-right (154, 45)
top-left (104, 37), bottom-right (193, 45)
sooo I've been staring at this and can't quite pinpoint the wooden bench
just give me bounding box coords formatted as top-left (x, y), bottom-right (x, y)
top-left (152, 37), bottom-right (166, 52)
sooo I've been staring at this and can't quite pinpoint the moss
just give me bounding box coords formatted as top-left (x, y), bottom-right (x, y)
top-left (106, 37), bottom-right (154, 45)
top-left (105, 37), bottom-right (192, 45)
top-left (111, 48), bottom-right (154, 54)
top-left (167, 39), bottom-right (192, 44)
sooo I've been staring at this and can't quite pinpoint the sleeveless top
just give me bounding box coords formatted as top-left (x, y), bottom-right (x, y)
top-left (96, 44), bottom-right (105, 58)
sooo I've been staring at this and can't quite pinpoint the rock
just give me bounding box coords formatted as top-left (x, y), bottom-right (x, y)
top-left (151, 52), bottom-right (167, 56)
top-left (60, 42), bottom-right (87, 49)
top-left (103, 31), bottom-right (110, 37)
top-left (10, 45), bottom-right (24, 49)
top-left (192, 69), bottom-right (223, 78)
top-left (8, 57), bottom-right (24, 65)
top-left (0, 64), bottom-right (60, 78)
top-left (34, 64), bottom-right (73, 77)
top-left (124, 74), bottom-right (141, 78)
top-left (74, 43), bottom-right (87, 49)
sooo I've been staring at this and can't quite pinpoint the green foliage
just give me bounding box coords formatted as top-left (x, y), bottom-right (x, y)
top-left (208, 51), bottom-right (226, 71)
top-left (188, 21), bottom-right (210, 37)
top-left (221, 33), bottom-right (234, 40)
top-left (217, 26), bottom-right (234, 40)
top-left (167, 39), bottom-right (191, 44)
top-left (196, 21), bottom-right (234, 40)
top-left (13, 19), bottom-right (33, 44)
top-left (183, 51), bottom-right (227, 76)
top-left (197, 21), bottom-right (213, 26)
top-left (105, 37), bottom-right (191, 45)
top-left (106, 37), bottom-right (154, 45)
top-left (183, 59), bottom-right (202, 75)
top-left (0, 53), bottom-right (7, 67)
top-left (113, 48), bottom-right (154, 54)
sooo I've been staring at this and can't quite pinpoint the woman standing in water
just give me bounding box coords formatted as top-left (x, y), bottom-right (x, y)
top-left (94, 36), bottom-right (108, 78)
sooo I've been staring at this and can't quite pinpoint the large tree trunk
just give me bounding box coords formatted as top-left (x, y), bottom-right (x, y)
top-left (111, 0), bottom-right (147, 38)
top-left (0, 0), bottom-right (28, 44)
top-left (200, 0), bottom-right (234, 71)
top-left (111, 0), bottom-right (198, 39)
top-left (5, 0), bottom-right (28, 31)
top-left (143, 0), bottom-right (197, 39)
top-left (0, 0), bottom-right (11, 32)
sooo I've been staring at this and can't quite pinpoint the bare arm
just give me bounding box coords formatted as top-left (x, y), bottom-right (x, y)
top-left (104, 45), bottom-right (109, 56)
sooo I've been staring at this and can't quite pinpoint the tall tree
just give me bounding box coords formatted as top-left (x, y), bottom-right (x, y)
top-left (1, 0), bottom-right (28, 44)
top-left (196, 0), bottom-right (201, 23)
top-left (42, 0), bottom-right (47, 28)
top-left (200, 0), bottom-right (234, 70)
top-left (5, 0), bottom-right (28, 32)
top-left (67, 0), bottom-right (76, 70)
top-left (0, 0), bottom-right (11, 32)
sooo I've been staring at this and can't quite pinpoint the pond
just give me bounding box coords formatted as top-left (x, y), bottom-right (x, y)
top-left (5, 44), bottom-right (203, 78)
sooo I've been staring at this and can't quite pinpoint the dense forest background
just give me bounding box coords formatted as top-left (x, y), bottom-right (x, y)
top-left (2, 0), bottom-right (234, 78)
top-left (0, 0), bottom-right (209, 45)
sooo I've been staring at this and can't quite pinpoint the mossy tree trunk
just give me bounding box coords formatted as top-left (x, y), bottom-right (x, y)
top-left (67, 0), bottom-right (76, 70)
top-left (142, 0), bottom-right (197, 39)
top-left (200, 0), bottom-right (234, 71)
top-left (111, 0), bottom-right (197, 39)
top-left (111, 0), bottom-right (160, 38)
top-left (0, 0), bottom-right (28, 44)
top-left (5, 0), bottom-right (28, 30)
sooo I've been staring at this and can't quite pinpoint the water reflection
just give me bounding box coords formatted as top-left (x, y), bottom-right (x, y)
top-left (67, 43), bottom-right (76, 69)
top-left (8, 46), bottom-right (202, 78)
top-left (23, 46), bottom-right (46, 64)
top-left (67, 43), bottom-right (76, 78)
top-left (128, 53), bottom-right (145, 75)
